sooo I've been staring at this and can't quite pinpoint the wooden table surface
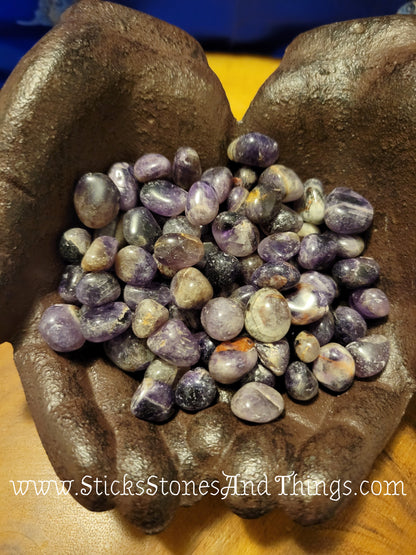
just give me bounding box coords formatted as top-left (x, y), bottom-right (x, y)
top-left (1, 54), bottom-right (415, 554)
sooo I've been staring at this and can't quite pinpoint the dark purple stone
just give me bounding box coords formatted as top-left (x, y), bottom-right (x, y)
top-left (227, 132), bottom-right (279, 168)
top-left (130, 378), bottom-right (175, 423)
top-left (75, 271), bottom-right (121, 307)
top-left (172, 146), bottom-right (201, 190)
top-left (74, 172), bottom-right (120, 229)
top-left (115, 245), bottom-right (157, 286)
top-left (258, 232), bottom-right (300, 263)
top-left (324, 187), bottom-right (374, 234)
top-left (333, 305), bottom-right (367, 345)
top-left (212, 212), bottom-right (259, 257)
top-left (133, 153), bottom-right (171, 182)
top-left (332, 257), bottom-right (380, 289)
top-left (175, 368), bottom-right (218, 412)
top-left (251, 260), bottom-right (300, 291)
top-left (140, 179), bottom-right (187, 217)
top-left (298, 233), bottom-right (337, 270)
top-left (203, 250), bottom-right (242, 291)
top-left (239, 253), bottom-right (263, 284)
top-left (323, 231), bottom-right (365, 258)
top-left (285, 361), bottom-right (319, 401)
top-left (39, 304), bottom-right (85, 352)
top-left (346, 334), bottom-right (390, 378)
top-left (227, 186), bottom-right (248, 213)
top-left (123, 283), bottom-right (172, 310)
top-left (122, 207), bottom-right (162, 251)
top-left (104, 328), bottom-right (155, 372)
top-left (162, 215), bottom-right (201, 237)
top-left (107, 162), bottom-right (138, 211)
top-left (200, 166), bottom-right (233, 203)
top-left (194, 331), bottom-right (217, 366)
top-left (306, 311), bottom-right (335, 346)
top-left (265, 205), bottom-right (303, 234)
top-left (79, 301), bottom-right (132, 342)
top-left (258, 164), bottom-right (303, 202)
top-left (59, 227), bottom-right (91, 263)
top-left (147, 318), bottom-right (200, 367)
top-left (185, 181), bottom-right (219, 225)
top-left (240, 363), bottom-right (277, 388)
top-left (245, 182), bottom-right (282, 225)
top-left (349, 287), bottom-right (390, 319)
top-left (58, 264), bottom-right (85, 303)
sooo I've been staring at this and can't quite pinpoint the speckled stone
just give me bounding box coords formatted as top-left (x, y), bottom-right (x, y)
top-left (114, 245), bottom-right (157, 286)
top-left (122, 206), bottom-right (162, 251)
top-left (200, 166), bottom-right (233, 203)
top-left (333, 305), bottom-right (367, 345)
top-left (59, 227), bottom-right (91, 263)
top-left (295, 178), bottom-right (325, 224)
top-left (255, 338), bottom-right (290, 376)
top-left (230, 382), bottom-right (284, 424)
top-left (265, 205), bottom-right (304, 234)
top-left (38, 304), bottom-right (85, 352)
top-left (245, 287), bottom-right (291, 342)
top-left (153, 232), bottom-right (204, 272)
top-left (75, 271), bottom-right (121, 307)
top-left (313, 342), bottom-right (355, 392)
top-left (175, 368), bottom-right (218, 412)
top-left (140, 179), bottom-right (188, 217)
top-left (130, 377), bottom-right (175, 423)
top-left (294, 331), bottom-right (321, 363)
top-left (332, 257), bottom-right (380, 289)
top-left (81, 236), bottom-right (118, 272)
top-left (132, 298), bottom-right (169, 338)
top-left (212, 212), bottom-right (260, 257)
top-left (107, 162), bottom-right (138, 211)
top-left (185, 181), bottom-right (219, 225)
top-left (349, 287), bottom-right (390, 319)
top-left (79, 301), bottom-right (132, 343)
top-left (251, 260), bottom-right (300, 291)
top-left (285, 282), bottom-right (329, 325)
top-left (258, 164), bottom-right (303, 202)
top-left (285, 361), bottom-right (319, 401)
top-left (170, 267), bottom-right (213, 309)
top-left (74, 172), bottom-right (120, 229)
top-left (147, 318), bottom-right (200, 367)
top-left (227, 132), bottom-right (279, 168)
top-left (172, 146), bottom-right (201, 190)
top-left (194, 331), bottom-right (217, 366)
top-left (58, 264), bottom-right (85, 303)
top-left (208, 337), bottom-right (258, 384)
top-left (324, 187), bottom-right (374, 234)
top-left (133, 153), bottom-right (171, 182)
top-left (144, 359), bottom-right (180, 386)
top-left (123, 283), bottom-right (172, 310)
top-left (258, 232), bottom-right (300, 263)
top-left (201, 297), bottom-right (245, 341)
top-left (104, 328), bottom-right (155, 372)
top-left (203, 250), bottom-right (242, 291)
top-left (346, 334), bottom-right (390, 378)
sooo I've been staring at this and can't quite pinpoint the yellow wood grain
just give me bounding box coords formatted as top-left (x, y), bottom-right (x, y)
top-left (1, 54), bottom-right (415, 553)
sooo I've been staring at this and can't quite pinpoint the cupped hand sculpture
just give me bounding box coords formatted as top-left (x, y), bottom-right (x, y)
top-left (0, 0), bottom-right (415, 534)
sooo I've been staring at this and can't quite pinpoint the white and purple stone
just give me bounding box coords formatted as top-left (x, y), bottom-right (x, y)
top-left (81, 235), bottom-right (119, 272)
top-left (245, 287), bottom-right (291, 342)
top-left (332, 256), bottom-right (380, 289)
top-left (144, 359), bottom-right (180, 386)
top-left (324, 187), bottom-right (374, 234)
top-left (240, 363), bottom-right (277, 388)
top-left (107, 162), bottom-right (138, 211)
top-left (115, 245), bottom-right (157, 286)
top-left (123, 283), bottom-right (172, 310)
top-left (162, 215), bottom-right (201, 237)
top-left (201, 166), bottom-right (233, 203)
top-left (75, 271), bottom-right (121, 307)
top-left (175, 368), bottom-right (218, 412)
top-left (255, 338), bottom-right (290, 376)
top-left (185, 181), bottom-right (219, 225)
top-left (172, 146), bottom-right (201, 190)
top-left (147, 319), bottom-right (200, 367)
top-left (258, 164), bottom-right (303, 202)
top-left (294, 331), bottom-right (321, 363)
top-left (74, 172), bottom-right (120, 229)
top-left (346, 334), bottom-right (390, 378)
top-left (334, 305), bottom-right (367, 345)
top-left (104, 329), bottom-right (155, 372)
top-left (285, 282), bottom-right (329, 325)
top-left (212, 212), bottom-right (260, 257)
top-left (201, 297), bottom-right (244, 341)
top-left (227, 132), bottom-right (279, 168)
top-left (230, 284), bottom-right (258, 308)
top-left (130, 377), bottom-right (175, 423)
top-left (324, 231), bottom-right (365, 258)
top-left (285, 361), bottom-right (319, 401)
top-left (349, 287), bottom-right (390, 319)
top-left (313, 342), bottom-right (355, 392)
top-left (133, 153), bottom-right (171, 182)
top-left (140, 179), bottom-right (187, 217)
top-left (298, 233), bottom-right (337, 270)
top-left (227, 186), bottom-right (248, 213)
top-left (153, 232), bottom-right (204, 272)
top-left (230, 382), bottom-right (284, 424)
top-left (122, 207), bottom-right (162, 251)
top-left (132, 298), bottom-right (169, 339)
top-left (251, 260), bottom-right (300, 291)
top-left (234, 166), bottom-right (257, 190)
top-left (299, 271), bottom-right (338, 305)
top-left (257, 232), bottom-right (301, 263)
top-left (38, 304), bottom-right (85, 352)
top-left (245, 182), bottom-right (283, 225)
top-left (295, 178), bottom-right (325, 224)
top-left (58, 264), bottom-right (85, 303)
top-left (59, 227), bottom-right (91, 263)
top-left (208, 337), bottom-right (258, 384)
top-left (79, 301), bottom-right (132, 342)
top-left (194, 331), bottom-right (217, 366)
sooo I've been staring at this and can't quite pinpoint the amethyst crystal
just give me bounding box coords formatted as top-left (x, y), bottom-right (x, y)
top-left (170, 267), bottom-right (213, 309)
top-left (107, 162), bottom-right (138, 211)
top-left (58, 264), bottom-right (85, 303)
top-left (324, 187), bottom-right (374, 234)
top-left (324, 231), bottom-right (365, 258)
top-left (130, 378), bottom-right (175, 423)
top-left (140, 179), bottom-right (187, 217)
top-left (132, 298), bottom-right (169, 338)
top-left (227, 186), bottom-right (248, 213)
top-left (298, 233), bottom-right (338, 270)
top-left (162, 215), bottom-right (201, 237)
top-left (265, 205), bottom-right (303, 234)
top-left (294, 331), bottom-right (321, 363)
top-left (257, 232), bottom-right (300, 263)
top-left (332, 256), bottom-right (380, 288)
top-left (208, 337), bottom-right (258, 384)
top-left (255, 338), bottom-right (290, 376)
top-left (285, 282), bottom-right (328, 325)
top-left (123, 283), bottom-right (172, 310)
top-left (245, 182), bottom-right (282, 225)
top-left (81, 235), bottom-right (118, 272)
top-left (294, 178), bottom-right (325, 224)
top-left (153, 232), bottom-right (204, 272)
top-left (38, 304), bottom-right (85, 352)
top-left (74, 172), bottom-right (120, 229)
top-left (172, 146), bottom-right (201, 190)
top-left (349, 287), bottom-right (390, 319)
top-left (251, 260), bottom-right (300, 291)
top-left (306, 311), bottom-right (335, 346)
top-left (227, 132), bottom-right (279, 168)
top-left (259, 164), bottom-right (303, 202)
top-left (240, 363), bottom-right (277, 388)
top-left (333, 305), bottom-right (367, 345)
top-left (299, 271), bottom-right (338, 305)
top-left (201, 166), bottom-right (233, 203)
top-left (203, 250), bottom-right (242, 291)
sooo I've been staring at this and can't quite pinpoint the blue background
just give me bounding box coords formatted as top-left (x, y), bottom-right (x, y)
top-left (0, 1), bottom-right (411, 86)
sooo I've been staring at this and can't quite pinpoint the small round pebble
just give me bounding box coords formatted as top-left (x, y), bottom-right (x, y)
top-left (175, 368), bottom-right (217, 412)
top-left (298, 233), bottom-right (337, 270)
top-left (186, 181), bottom-right (219, 225)
top-left (245, 287), bottom-right (291, 342)
top-left (227, 132), bottom-right (279, 168)
top-left (130, 377), bottom-right (175, 423)
top-left (349, 288), bottom-right (390, 319)
top-left (332, 257), bottom-right (380, 289)
top-left (251, 260), bottom-right (300, 291)
top-left (75, 271), bottom-right (121, 307)
top-left (201, 166), bottom-right (233, 203)
top-left (285, 361), bottom-right (319, 401)
top-left (147, 318), bottom-right (200, 367)
top-left (115, 245), bottom-right (157, 286)
top-left (201, 297), bottom-right (244, 341)
top-left (285, 282), bottom-right (328, 325)
top-left (81, 236), bottom-right (118, 272)
top-left (324, 187), bottom-right (374, 234)
top-left (79, 301), bottom-right (132, 342)
top-left (333, 305), bottom-right (367, 345)
top-left (122, 207), bottom-right (162, 251)
top-left (295, 178), bottom-right (325, 224)
top-left (299, 271), bottom-right (338, 305)
top-left (294, 331), bottom-right (321, 363)
top-left (240, 363), bottom-right (277, 388)
top-left (258, 164), bottom-right (303, 202)
top-left (203, 250), bottom-right (242, 291)
top-left (59, 228), bottom-right (91, 263)
top-left (133, 153), bottom-right (171, 182)
top-left (212, 212), bottom-right (259, 257)
top-left (170, 267), bottom-right (213, 309)
top-left (313, 343), bottom-right (355, 392)
top-left (58, 265), bottom-right (85, 303)
top-left (132, 298), bottom-right (169, 338)
top-left (144, 359), bottom-right (180, 386)
top-left (153, 232), bottom-right (204, 272)
top-left (140, 179), bottom-right (188, 218)
top-left (38, 304), bottom-right (85, 352)
top-left (257, 232), bottom-right (300, 262)
top-left (230, 382), bottom-right (284, 423)
top-left (208, 337), bottom-right (258, 384)
top-left (123, 283), bottom-right (172, 310)
top-left (74, 172), bottom-right (120, 229)
top-left (172, 146), bottom-right (201, 190)
top-left (306, 311), bottom-right (335, 346)
top-left (346, 334), bottom-right (390, 378)
top-left (104, 329), bottom-right (155, 372)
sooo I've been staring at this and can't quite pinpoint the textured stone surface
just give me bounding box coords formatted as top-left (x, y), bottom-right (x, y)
top-left (1, 0), bottom-right (415, 534)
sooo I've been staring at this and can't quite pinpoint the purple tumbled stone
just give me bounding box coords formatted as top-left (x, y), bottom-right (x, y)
top-left (349, 287), bottom-right (390, 319)
top-left (107, 162), bottom-right (138, 211)
top-left (163, 215), bottom-right (201, 237)
top-left (194, 331), bottom-right (217, 366)
top-left (258, 232), bottom-right (300, 263)
top-left (81, 235), bottom-right (118, 272)
top-left (245, 182), bottom-right (282, 225)
top-left (39, 304), bottom-right (85, 352)
top-left (265, 205), bottom-right (304, 234)
top-left (201, 166), bottom-right (233, 203)
top-left (203, 250), bottom-right (242, 291)
top-left (147, 319), bottom-right (200, 367)
top-left (130, 377), bottom-right (175, 423)
top-left (172, 146), bottom-right (201, 190)
top-left (212, 212), bottom-right (259, 257)
top-left (285, 361), bottom-right (319, 401)
top-left (245, 287), bottom-right (291, 342)
top-left (240, 363), bottom-right (277, 388)
top-left (208, 337), bottom-right (258, 384)
top-left (122, 207), bottom-right (161, 251)
top-left (230, 284), bottom-right (258, 308)
top-left (239, 253), bottom-right (263, 284)
top-left (175, 368), bottom-right (218, 412)
top-left (258, 164), bottom-right (303, 202)
top-left (294, 178), bottom-right (325, 225)
top-left (59, 227), bottom-right (91, 263)
top-left (299, 271), bottom-right (338, 305)
top-left (185, 181), bottom-right (219, 225)
top-left (285, 282), bottom-right (328, 325)
top-left (227, 132), bottom-right (279, 168)
top-left (123, 283), bottom-right (172, 310)
top-left (140, 179), bottom-right (187, 217)
top-left (346, 334), bottom-right (390, 378)
top-left (332, 256), bottom-right (380, 289)
top-left (255, 338), bottom-right (290, 376)
top-left (115, 245), bottom-right (157, 286)
top-left (333, 305), bottom-right (367, 345)
top-left (58, 265), bottom-right (85, 303)
top-left (298, 233), bottom-right (337, 270)
top-left (230, 382), bottom-right (284, 424)
top-left (313, 342), bottom-right (355, 392)
top-left (323, 231), bottom-right (365, 258)
top-left (79, 301), bottom-right (132, 342)
top-left (133, 153), bottom-right (171, 182)
top-left (306, 311), bottom-right (335, 346)
top-left (251, 260), bottom-right (300, 291)
top-left (201, 297), bottom-right (245, 341)
top-left (324, 187), bottom-right (374, 234)
top-left (104, 329), bottom-right (155, 372)
top-left (74, 172), bottom-right (120, 229)
top-left (153, 232), bottom-right (204, 272)
top-left (75, 271), bottom-right (121, 307)
top-left (227, 186), bottom-right (248, 213)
